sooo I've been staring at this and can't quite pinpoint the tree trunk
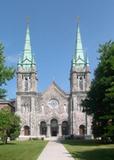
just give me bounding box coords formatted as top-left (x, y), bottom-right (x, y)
top-left (2, 130), bottom-right (8, 144)
top-left (2, 136), bottom-right (7, 144)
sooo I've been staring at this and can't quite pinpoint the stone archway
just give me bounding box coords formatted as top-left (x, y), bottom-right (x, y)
top-left (51, 119), bottom-right (58, 136)
top-left (62, 121), bottom-right (69, 136)
top-left (40, 121), bottom-right (47, 135)
top-left (79, 125), bottom-right (85, 136)
top-left (24, 125), bottom-right (30, 136)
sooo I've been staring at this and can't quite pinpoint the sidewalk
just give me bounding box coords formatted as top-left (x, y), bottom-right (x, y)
top-left (37, 141), bottom-right (75, 160)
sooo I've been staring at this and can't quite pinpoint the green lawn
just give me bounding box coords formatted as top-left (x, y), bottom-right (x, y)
top-left (0, 140), bottom-right (47, 160)
top-left (63, 140), bottom-right (114, 160)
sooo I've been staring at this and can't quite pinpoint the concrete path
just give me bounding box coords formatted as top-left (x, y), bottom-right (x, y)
top-left (37, 141), bottom-right (75, 160)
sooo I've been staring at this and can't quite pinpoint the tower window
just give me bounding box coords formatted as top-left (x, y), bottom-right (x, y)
top-left (25, 77), bottom-right (28, 91)
top-left (79, 76), bottom-right (83, 90)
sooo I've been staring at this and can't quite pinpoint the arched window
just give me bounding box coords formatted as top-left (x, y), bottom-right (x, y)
top-left (40, 121), bottom-right (47, 135)
top-left (62, 121), bottom-right (69, 135)
top-left (79, 125), bottom-right (85, 136)
top-left (24, 126), bottom-right (30, 136)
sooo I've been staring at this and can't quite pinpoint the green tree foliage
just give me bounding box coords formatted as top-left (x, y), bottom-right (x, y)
top-left (82, 41), bottom-right (114, 142)
top-left (0, 108), bottom-right (20, 144)
top-left (0, 43), bottom-right (15, 98)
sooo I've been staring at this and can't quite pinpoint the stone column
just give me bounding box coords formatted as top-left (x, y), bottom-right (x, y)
top-left (47, 124), bottom-right (51, 137)
top-left (58, 124), bottom-right (62, 137)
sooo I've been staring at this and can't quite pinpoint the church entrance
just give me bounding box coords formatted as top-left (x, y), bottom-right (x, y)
top-left (51, 119), bottom-right (58, 136)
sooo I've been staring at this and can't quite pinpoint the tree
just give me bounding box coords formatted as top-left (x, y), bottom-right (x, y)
top-left (82, 41), bottom-right (114, 142)
top-left (0, 108), bottom-right (20, 144)
top-left (0, 43), bottom-right (15, 98)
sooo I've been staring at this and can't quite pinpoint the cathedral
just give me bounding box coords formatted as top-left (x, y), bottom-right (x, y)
top-left (16, 21), bottom-right (92, 139)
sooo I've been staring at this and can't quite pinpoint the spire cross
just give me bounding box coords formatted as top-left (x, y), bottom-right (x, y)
top-left (26, 16), bottom-right (30, 25)
top-left (76, 16), bottom-right (80, 24)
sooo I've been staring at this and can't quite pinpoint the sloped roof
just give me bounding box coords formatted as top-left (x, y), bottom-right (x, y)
top-left (42, 81), bottom-right (69, 98)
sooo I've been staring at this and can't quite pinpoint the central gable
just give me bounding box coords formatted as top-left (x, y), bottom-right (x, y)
top-left (39, 81), bottom-right (69, 118)
top-left (42, 81), bottom-right (68, 99)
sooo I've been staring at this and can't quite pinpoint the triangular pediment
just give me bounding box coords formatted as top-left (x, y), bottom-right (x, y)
top-left (42, 81), bottom-right (68, 99)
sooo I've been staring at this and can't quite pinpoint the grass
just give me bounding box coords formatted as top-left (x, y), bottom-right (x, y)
top-left (63, 139), bottom-right (114, 160)
top-left (0, 140), bottom-right (47, 160)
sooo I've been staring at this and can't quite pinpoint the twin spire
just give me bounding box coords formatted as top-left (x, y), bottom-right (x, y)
top-left (18, 18), bottom-right (89, 69)
top-left (72, 19), bottom-right (89, 68)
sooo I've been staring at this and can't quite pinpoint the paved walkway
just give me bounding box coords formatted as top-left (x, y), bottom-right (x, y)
top-left (37, 141), bottom-right (75, 160)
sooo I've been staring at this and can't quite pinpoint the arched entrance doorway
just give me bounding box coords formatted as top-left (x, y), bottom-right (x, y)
top-left (79, 125), bottom-right (85, 136)
top-left (51, 119), bottom-right (58, 136)
top-left (40, 121), bottom-right (47, 135)
top-left (62, 121), bottom-right (69, 135)
top-left (24, 126), bottom-right (30, 136)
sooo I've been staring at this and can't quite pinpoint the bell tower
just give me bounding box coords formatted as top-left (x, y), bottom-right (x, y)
top-left (69, 19), bottom-right (91, 135)
top-left (17, 22), bottom-right (37, 93)
top-left (70, 19), bottom-right (90, 93)
top-left (16, 21), bottom-right (38, 137)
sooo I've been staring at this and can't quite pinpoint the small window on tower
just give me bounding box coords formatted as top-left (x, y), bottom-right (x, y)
top-left (25, 77), bottom-right (28, 91)
top-left (79, 76), bottom-right (83, 90)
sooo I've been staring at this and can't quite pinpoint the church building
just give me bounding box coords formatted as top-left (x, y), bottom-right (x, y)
top-left (16, 21), bottom-right (92, 139)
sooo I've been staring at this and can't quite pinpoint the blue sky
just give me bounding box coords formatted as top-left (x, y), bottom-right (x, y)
top-left (0, 0), bottom-right (114, 99)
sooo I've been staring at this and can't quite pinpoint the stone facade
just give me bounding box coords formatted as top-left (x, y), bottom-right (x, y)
top-left (16, 22), bottom-right (92, 139)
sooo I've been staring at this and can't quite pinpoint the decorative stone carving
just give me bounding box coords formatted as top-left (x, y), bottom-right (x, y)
top-left (21, 96), bottom-right (31, 112)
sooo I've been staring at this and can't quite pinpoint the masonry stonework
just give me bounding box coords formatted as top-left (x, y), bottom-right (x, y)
top-left (16, 22), bottom-right (92, 139)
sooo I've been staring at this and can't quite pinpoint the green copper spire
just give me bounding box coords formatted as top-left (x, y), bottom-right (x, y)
top-left (18, 20), bottom-right (35, 69)
top-left (23, 25), bottom-right (32, 62)
top-left (72, 18), bottom-right (86, 67)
